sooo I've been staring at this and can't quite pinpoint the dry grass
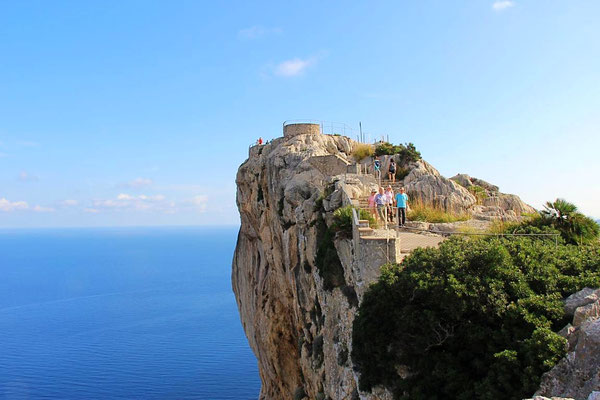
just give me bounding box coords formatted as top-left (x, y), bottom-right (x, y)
top-left (352, 143), bottom-right (375, 161)
top-left (407, 201), bottom-right (470, 223)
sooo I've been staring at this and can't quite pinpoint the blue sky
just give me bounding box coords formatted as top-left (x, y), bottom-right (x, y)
top-left (0, 1), bottom-right (598, 227)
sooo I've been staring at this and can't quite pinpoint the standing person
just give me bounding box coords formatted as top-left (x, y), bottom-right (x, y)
top-left (373, 157), bottom-right (381, 182)
top-left (375, 187), bottom-right (387, 229)
top-left (368, 189), bottom-right (377, 222)
top-left (388, 159), bottom-right (397, 183)
top-left (395, 187), bottom-right (408, 227)
top-left (258, 137), bottom-right (263, 145)
top-left (385, 185), bottom-right (395, 223)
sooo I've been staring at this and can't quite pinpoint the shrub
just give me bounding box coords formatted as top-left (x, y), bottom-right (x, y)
top-left (407, 201), bottom-right (470, 223)
top-left (468, 185), bottom-right (488, 204)
top-left (395, 166), bottom-right (410, 181)
top-left (496, 199), bottom-right (599, 245)
top-left (315, 217), bottom-right (345, 291)
top-left (331, 205), bottom-right (375, 238)
top-left (540, 199), bottom-right (600, 244)
top-left (352, 236), bottom-right (600, 399)
top-left (374, 141), bottom-right (396, 156)
top-left (352, 143), bottom-right (375, 161)
top-left (374, 142), bottom-right (421, 165)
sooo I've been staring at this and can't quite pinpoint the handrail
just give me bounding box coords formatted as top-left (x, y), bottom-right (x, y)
top-left (352, 207), bottom-right (360, 227)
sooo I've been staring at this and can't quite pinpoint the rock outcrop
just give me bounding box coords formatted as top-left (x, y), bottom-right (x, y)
top-left (232, 129), bottom-right (547, 399)
top-left (533, 288), bottom-right (600, 400)
top-left (234, 132), bottom-right (376, 399)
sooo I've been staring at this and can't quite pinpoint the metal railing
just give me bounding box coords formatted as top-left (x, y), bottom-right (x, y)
top-left (283, 119), bottom-right (358, 137)
top-left (353, 204), bottom-right (561, 246)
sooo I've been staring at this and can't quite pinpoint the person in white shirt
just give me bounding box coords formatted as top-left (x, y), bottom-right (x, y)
top-left (384, 185), bottom-right (394, 223)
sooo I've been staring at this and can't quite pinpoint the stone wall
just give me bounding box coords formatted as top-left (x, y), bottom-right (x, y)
top-left (283, 123), bottom-right (321, 138)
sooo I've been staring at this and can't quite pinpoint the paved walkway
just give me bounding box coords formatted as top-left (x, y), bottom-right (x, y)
top-left (395, 230), bottom-right (445, 253)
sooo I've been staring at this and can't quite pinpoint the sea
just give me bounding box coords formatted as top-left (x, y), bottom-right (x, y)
top-left (0, 226), bottom-right (260, 399)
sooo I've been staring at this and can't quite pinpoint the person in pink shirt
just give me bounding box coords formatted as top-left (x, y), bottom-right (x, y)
top-left (368, 189), bottom-right (377, 222)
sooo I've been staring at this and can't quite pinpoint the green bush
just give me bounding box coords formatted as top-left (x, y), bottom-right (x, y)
top-left (315, 217), bottom-right (346, 291)
top-left (468, 185), bottom-right (488, 204)
top-left (331, 205), bottom-right (375, 238)
top-left (395, 166), bottom-right (410, 181)
top-left (374, 142), bottom-right (421, 165)
top-left (352, 236), bottom-right (600, 399)
top-left (498, 199), bottom-right (600, 245)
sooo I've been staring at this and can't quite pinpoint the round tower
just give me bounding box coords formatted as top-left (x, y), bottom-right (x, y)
top-left (283, 122), bottom-right (321, 138)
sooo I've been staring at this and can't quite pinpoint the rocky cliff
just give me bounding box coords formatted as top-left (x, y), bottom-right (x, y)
top-left (232, 129), bottom-right (540, 399)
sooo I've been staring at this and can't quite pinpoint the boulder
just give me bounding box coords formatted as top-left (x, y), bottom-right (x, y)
top-left (535, 288), bottom-right (600, 399)
top-left (565, 288), bottom-right (600, 317)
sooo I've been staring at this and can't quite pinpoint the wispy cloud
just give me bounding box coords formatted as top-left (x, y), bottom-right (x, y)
top-left (238, 25), bottom-right (282, 40)
top-left (61, 199), bottom-right (79, 207)
top-left (0, 198), bottom-right (29, 212)
top-left (33, 205), bottom-right (55, 212)
top-left (119, 177), bottom-right (154, 189)
top-left (186, 195), bottom-right (208, 212)
top-left (86, 193), bottom-right (209, 214)
top-left (274, 56), bottom-right (318, 77)
top-left (492, 1), bottom-right (515, 11)
top-left (18, 171), bottom-right (39, 182)
top-left (88, 193), bottom-right (174, 213)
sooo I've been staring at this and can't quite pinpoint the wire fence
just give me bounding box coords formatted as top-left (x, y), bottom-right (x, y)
top-left (354, 206), bottom-right (561, 246)
top-left (283, 119), bottom-right (383, 143)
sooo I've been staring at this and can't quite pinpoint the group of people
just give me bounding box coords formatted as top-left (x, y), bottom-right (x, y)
top-left (368, 185), bottom-right (408, 228)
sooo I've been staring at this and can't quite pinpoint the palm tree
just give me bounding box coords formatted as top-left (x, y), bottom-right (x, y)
top-left (541, 198), bottom-right (577, 227)
top-left (541, 198), bottom-right (599, 244)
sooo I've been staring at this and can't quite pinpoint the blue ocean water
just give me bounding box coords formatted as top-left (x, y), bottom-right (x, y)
top-left (0, 226), bottom-right (260, 399)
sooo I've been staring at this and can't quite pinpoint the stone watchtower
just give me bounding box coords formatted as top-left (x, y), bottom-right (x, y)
top-left (283, 122), bottom-right (321, 139)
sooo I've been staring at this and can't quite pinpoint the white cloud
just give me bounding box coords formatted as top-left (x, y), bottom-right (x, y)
top-left (61, 199), bottom-right (79, 207)
top-left (492, 1), bottom-right (515, 11)
top-left (274, 57), bottom-right (316, 77)
top-left (238, 25), bottom-right (282, 39)
top-left (92, 193), bottom-right (175, 213)
top-left (84, 208), bottom-right (100, 214)
top-left (0, 198), bottom-right (28, 212)
top-left (183, 194), bottom-right (208, 213)
top-left (18, 171), bottom-right (39, 182)
top-left (32, 205), bottom-right (55, 212)
top-left (119, 177), bottom-right (153, 189)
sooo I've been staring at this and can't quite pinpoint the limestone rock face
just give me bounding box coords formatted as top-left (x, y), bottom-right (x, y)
top-left (404, 160), bottom-right (477, 213)
top-left (233, 132), bottom-right (391, 400)
top-left (534, 288), bottom-right (600, 400)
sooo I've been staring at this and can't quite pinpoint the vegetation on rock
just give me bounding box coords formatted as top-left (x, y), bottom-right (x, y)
top-left (331, 205), bottom-right (376, 238)
top-left (352, 235), bottom-right (600, 399)
top-left (374, 142), bottom-right (421, 165)
top-left (352, 143), bottom-right (375, 161)
top-left (468, 185), bottom-right (488, 204)
top-left (496, 199), bottom-right (599, 245)
top-left (407, 201), bottom-right (470, 223)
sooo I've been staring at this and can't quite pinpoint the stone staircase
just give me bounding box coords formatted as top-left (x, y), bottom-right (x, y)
top-left (357, 179), bottom-right (405, 210)
top-left (357, 218), bottom-right (375, 238)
